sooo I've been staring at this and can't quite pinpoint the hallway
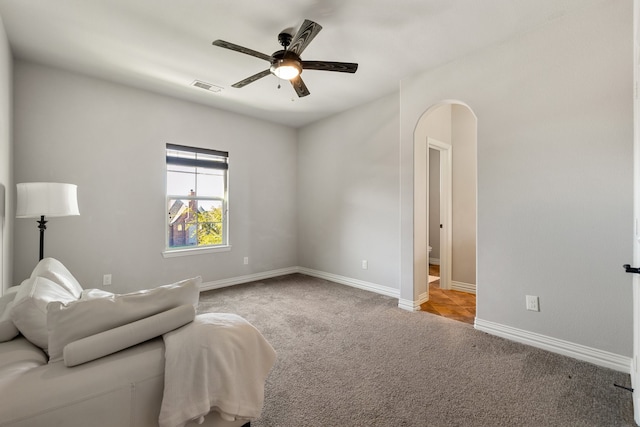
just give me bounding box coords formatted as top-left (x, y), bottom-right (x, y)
top-left (420, 264), bottom-right (476, 325)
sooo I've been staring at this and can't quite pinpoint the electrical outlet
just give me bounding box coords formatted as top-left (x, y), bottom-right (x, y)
top-left (526, 295), bottom-right (539, 312)
top-left (362, 260), bottom-right (368, 270)
top-left (243, 257), bottom-right (249, 265)
top-left (103, 274), bottom-right (112, 286)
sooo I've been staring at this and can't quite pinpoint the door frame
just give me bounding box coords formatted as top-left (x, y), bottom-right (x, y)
top-left (428, 138), bottom-right (452, 290)
top-left (632, 0), bottom-right (640, 421)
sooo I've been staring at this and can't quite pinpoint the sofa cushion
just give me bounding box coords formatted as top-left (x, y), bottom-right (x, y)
top-left (47, 276), bottom-right (201, 362)
top-left (0, 335), bottom-right (47, 374)
top-left (0, 290), bottom-right (19, 342)
top-left (0, 337), bottom-right (167, 427)
top-left (30, 257), bottom-right (84, 299)
top-left (11, 276), bottom-right (78, 351)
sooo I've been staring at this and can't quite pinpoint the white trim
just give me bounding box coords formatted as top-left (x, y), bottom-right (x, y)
top-left (429, 257), bottom-right (440, 265)
top-left (162, 245), bottom-right (231, 258)
top-left (297, 267), bottom-right (400, 298)
top-left (197, 268), bottom-right (630, 375)
top-left (398, 298), bottom-right (422, 311)
top-left (198, 265), bottom-right (401, 298)
top-left (475, 318), bottom-right (631, 373)
top-left (417, 292), bottom-right (428, 304)
top-left (633, 0), bottom-right (640, 421)
top-left (199, 267), bottom-right (298, 291)
top-left (451, 281), bottom-right (476, 294)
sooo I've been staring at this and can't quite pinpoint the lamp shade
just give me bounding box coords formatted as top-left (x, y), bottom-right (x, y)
top-left (16, 182), bottom-right (80, 218)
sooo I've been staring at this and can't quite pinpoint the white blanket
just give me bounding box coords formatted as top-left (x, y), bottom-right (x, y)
top-left (159, 313), bottom-right (276, 427)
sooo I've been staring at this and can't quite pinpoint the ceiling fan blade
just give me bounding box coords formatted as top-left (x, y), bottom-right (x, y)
top-left (212, 40), bottom-right (272, 62)
top-left (231, 69), bottom-right (271, 88)
top-left (302, 61), bottom-right (358, 73)
top-left (290, 75), bottom-right (310, 97)
top-left (288, 20), bottom-right (322, 55)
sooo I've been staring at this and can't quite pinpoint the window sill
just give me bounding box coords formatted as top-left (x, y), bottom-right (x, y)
top-left (162, 245), bottom-right (231, 258)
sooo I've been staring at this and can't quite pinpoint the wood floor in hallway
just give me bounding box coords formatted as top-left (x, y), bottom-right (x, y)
top-left (420, 264), bottom-right (476, 325)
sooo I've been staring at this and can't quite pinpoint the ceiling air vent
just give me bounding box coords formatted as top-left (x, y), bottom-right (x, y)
top-left (191, 80), bottom-right (223, 93)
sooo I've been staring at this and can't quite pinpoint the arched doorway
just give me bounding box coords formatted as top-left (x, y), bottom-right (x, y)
top-left (412, 101), bottom-right (477, 323)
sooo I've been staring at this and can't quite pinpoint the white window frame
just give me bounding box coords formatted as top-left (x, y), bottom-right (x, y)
top-left (162, 144), bottom-right (230, 258)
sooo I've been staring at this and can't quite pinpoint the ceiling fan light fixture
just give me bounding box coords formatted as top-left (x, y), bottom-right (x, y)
top-left (212, 19), bottom-right (357, 97)
top-left (271, 59), bottom-right (301, 80)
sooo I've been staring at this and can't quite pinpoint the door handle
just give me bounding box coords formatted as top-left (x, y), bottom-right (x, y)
top-left (623, 264), bottom-right (640, 274)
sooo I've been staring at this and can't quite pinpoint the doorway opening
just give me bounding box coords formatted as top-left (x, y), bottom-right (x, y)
top-left (427, 139), bottom-right (452, 290)
top-left (413, 101), bottom-right (477, 324)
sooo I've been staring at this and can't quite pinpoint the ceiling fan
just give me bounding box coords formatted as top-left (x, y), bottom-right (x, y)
top-left (212, 19), bottom-right (358, 98)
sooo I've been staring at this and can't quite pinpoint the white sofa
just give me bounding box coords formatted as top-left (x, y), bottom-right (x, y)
top-left (0, 258), bottom-right (275, 427)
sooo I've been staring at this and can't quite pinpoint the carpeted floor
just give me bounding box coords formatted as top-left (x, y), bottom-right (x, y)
top-left (198, 274), bottom-right (635, 427)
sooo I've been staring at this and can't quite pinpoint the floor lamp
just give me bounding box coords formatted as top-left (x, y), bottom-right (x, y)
top-left (16, 182), bottom-right (80, 261)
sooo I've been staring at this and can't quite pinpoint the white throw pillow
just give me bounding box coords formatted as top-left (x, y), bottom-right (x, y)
top-left (47, 276), bottom-right (201, 362)
top-left (80, 288), bottom-right (114, 300)
top-left (30, 258), bottom-right (83, 299)
top-left (11, 276), bottom-right (78, 350)
top-left (0, 291), bottom-right (19, 342)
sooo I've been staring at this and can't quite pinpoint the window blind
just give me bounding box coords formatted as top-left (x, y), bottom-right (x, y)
top-left (166, 143), bottom-right (228, 170)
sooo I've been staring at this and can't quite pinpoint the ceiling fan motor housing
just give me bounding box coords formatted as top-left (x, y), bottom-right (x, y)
top-left (270, 50), bottom-right (302, 77)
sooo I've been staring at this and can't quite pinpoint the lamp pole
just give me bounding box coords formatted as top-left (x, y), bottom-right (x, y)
top-left (37, 215), bottom-right (47, 261)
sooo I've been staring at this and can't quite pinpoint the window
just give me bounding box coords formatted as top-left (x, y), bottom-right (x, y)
top-left (165, 144), bottom-right (229, 253)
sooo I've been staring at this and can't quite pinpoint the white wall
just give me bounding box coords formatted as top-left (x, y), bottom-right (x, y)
top-left (420, 104), bottom-right (452, 144)
top-left (297, 0), bottom-right (632, 358)
top-left (400, 0), bottom-right (633, 355)
top-left (428, 148), bottom-right (440, 259)
top-left (0, 15), bottom-right (12, 293)
top-left (297, 93), bottom-right (400, 291)
top-left (450, 104), bottom-right (476, 286)
top-left (12, 61), bottom-right (298, 292)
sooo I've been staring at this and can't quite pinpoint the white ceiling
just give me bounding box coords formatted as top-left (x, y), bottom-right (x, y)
top-left (0, 0), bottom-right (602, 128)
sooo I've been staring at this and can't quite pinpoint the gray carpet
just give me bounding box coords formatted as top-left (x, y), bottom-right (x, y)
top-left (198, 274), bottom-right (635, 426)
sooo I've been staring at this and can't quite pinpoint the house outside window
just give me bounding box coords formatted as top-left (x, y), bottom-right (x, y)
top-left (165, 144), bottom-right (229, 255)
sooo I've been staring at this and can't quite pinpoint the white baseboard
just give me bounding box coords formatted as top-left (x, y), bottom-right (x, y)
top-left (451, 281), bottom-right (476, 294)
top-left (418, 292), bottom-right (428, 304)
top-left (398, 298), bottom-right (422, 311)
top-left (297, 267), bottom-right (400, 298)
top-left (475, 318), bottom-right (631, 373)
top-left (401, 292), bottom-right (428, 311)
top-left (429, 258), bottom-right (440, 265)
top-left (199, 267), bottom-right (630, 374)
top-left (199, 267), bottom-right (299, 292)
top-left (200, 265), bottom-right (400, 300)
